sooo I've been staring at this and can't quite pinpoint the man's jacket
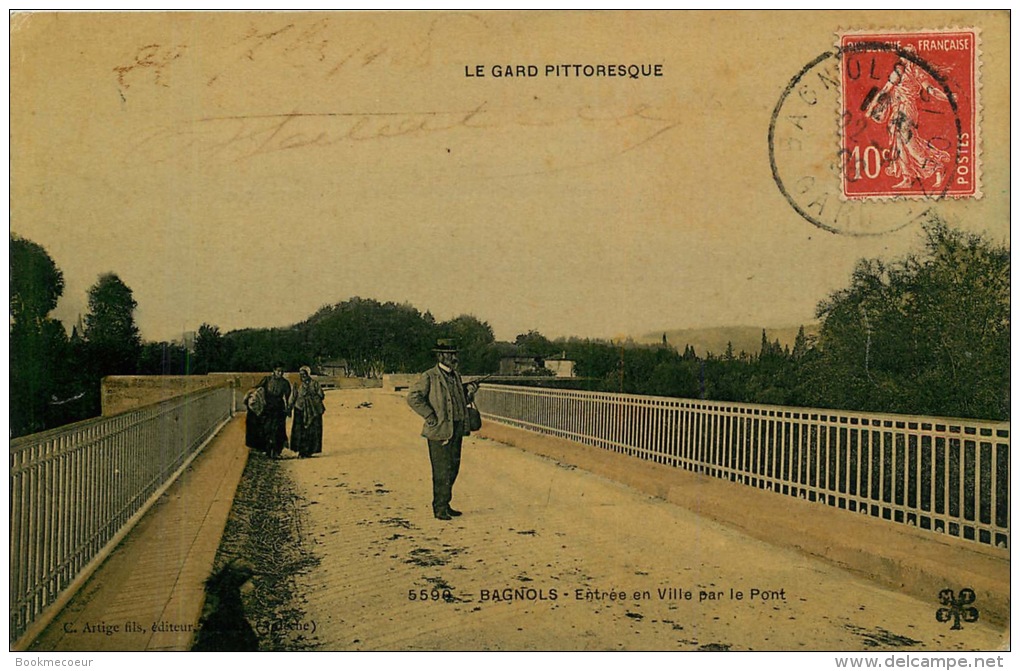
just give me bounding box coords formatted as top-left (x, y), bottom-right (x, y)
top-left (407, 365), bottom-right (471, 441)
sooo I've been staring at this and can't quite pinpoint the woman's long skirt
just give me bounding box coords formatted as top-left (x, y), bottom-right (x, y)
top-left (245, 410), bottom-right (264, 452)
top-left (291, 410), bottom-right (323, 457)
top-left (262, 411), bottom-right (288, 457)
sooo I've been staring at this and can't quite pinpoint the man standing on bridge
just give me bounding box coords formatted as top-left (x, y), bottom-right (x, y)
top-left (407, 339), bottom-right (480, 521)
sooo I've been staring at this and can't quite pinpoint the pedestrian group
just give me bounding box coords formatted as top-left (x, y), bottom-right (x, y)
top-left (241, 338), bottom-right (481, 522)
top-left (244, 365), bottom-right (326, 459)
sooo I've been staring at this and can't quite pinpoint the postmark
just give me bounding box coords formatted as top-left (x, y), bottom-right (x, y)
top-left (839, 29), bottom-right (980, 200)
top-left (768, 29), bottom-right (981, 236)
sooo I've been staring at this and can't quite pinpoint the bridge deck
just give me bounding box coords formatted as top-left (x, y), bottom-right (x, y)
top-left (27, 388), bottom-right (1008, 651)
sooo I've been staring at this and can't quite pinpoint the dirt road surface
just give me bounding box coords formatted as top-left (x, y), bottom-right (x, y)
top-left (273, 389), bottom-right (1007, 652)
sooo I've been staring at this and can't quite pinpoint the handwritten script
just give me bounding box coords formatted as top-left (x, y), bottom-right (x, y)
top-left (130, 103), bottom-right (680, 171)
top-left (116, 17), bottom-right (679, 172)
top-left (113, 16), bottom-right (444, 91)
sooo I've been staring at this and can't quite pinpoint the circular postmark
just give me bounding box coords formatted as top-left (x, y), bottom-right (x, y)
top-left (769, 41), bottom-right (969, 237)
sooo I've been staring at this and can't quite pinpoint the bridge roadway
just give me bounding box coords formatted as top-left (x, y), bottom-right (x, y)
top-left (29, 388), bottom-right (1008, 651)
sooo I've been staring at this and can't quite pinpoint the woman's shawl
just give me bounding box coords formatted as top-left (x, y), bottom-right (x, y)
top-left (290, 379), bottom-right (325, 427)
top-left (245, 387), bottom-right (266, 416)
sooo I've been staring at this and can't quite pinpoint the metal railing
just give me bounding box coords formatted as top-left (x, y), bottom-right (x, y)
top-left (475, 385), bottom-right (1009, 550)
top-left (9, 384), bottom-right (235, 645)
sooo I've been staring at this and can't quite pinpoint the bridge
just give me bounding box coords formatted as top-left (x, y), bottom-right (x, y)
top-left (10, 382), bottom-right (1010, 651)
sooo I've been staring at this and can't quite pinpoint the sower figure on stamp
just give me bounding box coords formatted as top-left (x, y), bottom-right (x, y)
top-left (407, 339), bottom-right (480, 521)
top-left (863, 45), bottom-right (951, 190)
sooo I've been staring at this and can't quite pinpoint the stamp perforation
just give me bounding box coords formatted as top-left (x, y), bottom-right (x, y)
top-left (835, 27), bottom-right (982, 202)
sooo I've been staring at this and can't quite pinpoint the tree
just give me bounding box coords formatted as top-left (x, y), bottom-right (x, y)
top-left (10, 235), bottom-right (69, 436)
top-left (439, 314), bottom-right (497, 374)
top-left (554, 337), bottom-right (618, 381)
top-left (791, 325), bottom-right (809, 361)
top-left (194, 323), bottom-right (227, 374)
top-left (138, 341), bottom-right (191, 375)
top-left (514, 330), bottom-right (556, 357)
top-left (316, 298), bottom-right (435, 374)
top-left (757, 329), bottom-right (785, 361)
top-left (648, 359), bottom-right (700, 398)
top-left (11, 319), bottom-right (70, 436)
top-left (10, 235), bottom-right (64, 329)
top-left (84, 273), bottom-right (142, 376)
top-left (810, 219), bottom-right (1008, 419)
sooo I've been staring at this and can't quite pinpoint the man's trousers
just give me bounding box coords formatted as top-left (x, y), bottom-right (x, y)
top-left (427, 420), bottom-right (465, 515)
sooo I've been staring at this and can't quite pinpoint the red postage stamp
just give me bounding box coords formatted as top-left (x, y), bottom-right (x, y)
top-left (839, 29), bottom-right (980, 199)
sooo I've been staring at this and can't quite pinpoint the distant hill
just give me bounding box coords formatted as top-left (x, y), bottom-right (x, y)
top-left (637, 324), bottom-right (820, 358)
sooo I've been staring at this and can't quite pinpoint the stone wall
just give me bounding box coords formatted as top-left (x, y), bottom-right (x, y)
top-left (382, 374), bottom-right (419, 392)
top-left (223, 373), bottom-right (382, 397)
top-left (383, 373), bottom-right (496, 392)
top-left (317, 376), bottom-right (383, 390)
top-left (100, 375), bottom-right (237, 416)
top-left (101, 372), bottom-right (383, 415)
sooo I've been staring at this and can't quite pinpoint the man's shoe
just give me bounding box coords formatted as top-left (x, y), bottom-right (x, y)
top-left (434, 511), bottom-right (452, 521)
top-left (446, 507), bottom-right (462, 517)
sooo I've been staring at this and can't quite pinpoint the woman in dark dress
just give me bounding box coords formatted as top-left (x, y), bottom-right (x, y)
top-left (289, 366), bottom-right (326, 458)
top-left (256, 365), bottom-right (292, 458)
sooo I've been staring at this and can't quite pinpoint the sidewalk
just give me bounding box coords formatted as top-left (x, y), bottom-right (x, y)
top-left (27, 416), bottom-right (249, 652)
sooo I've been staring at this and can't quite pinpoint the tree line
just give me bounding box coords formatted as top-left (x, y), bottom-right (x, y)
top-left (194, 299), bottom-right (500, 379)
top-left (9, 218), bottom-right (1009, 438)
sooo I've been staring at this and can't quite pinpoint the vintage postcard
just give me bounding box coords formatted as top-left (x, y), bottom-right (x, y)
top-left (8, 10), bottom-right (1011, 664)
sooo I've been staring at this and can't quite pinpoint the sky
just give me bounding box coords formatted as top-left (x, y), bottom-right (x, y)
top-left (10, 11), bottom-right (1010, 344)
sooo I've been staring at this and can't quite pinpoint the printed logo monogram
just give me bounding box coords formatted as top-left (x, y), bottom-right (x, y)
top-left (936, 588), bottom-right (979, 630)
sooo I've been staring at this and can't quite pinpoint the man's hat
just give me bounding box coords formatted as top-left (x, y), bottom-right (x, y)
top-left (432, 338), bottom-right (459, 353)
